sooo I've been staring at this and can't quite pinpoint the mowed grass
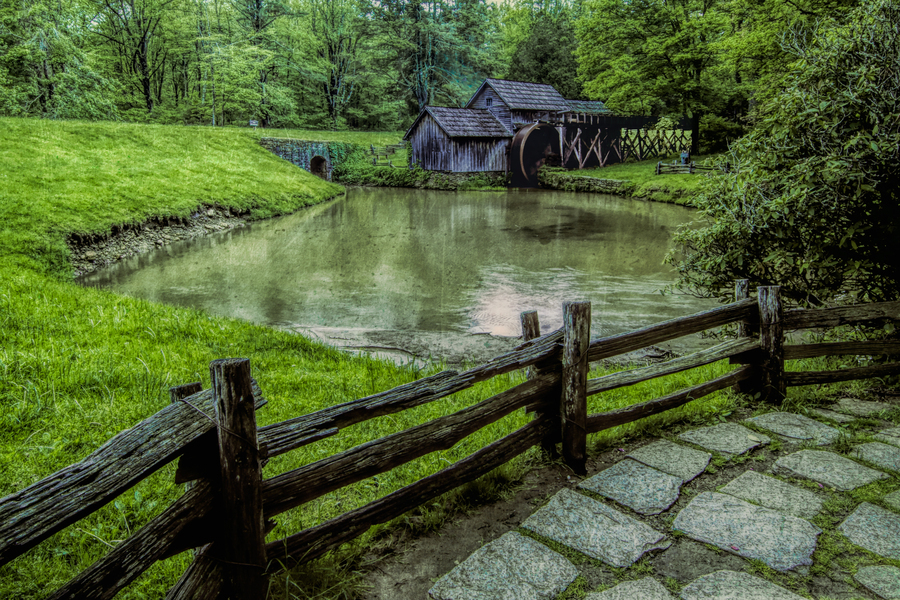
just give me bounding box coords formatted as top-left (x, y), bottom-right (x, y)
top-left (247, 127), bottom-right (404, 147)
top-left (578, 154), bottom-right (722, 205)
top-left (0, 118), bottom-right (343, 277)
top-left (0, 117), bottom-right (742, 599)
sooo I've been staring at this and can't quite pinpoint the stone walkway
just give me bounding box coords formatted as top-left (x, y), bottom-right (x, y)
top-left (428, 397), bottom-right (900, 600)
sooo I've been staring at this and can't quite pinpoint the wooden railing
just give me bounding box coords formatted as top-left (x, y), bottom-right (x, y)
top-left (1, 282), bottom-right (898, 598)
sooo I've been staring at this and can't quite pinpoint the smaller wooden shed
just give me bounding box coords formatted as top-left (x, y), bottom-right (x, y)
top-left (403, 106), bottom-right (512, 173)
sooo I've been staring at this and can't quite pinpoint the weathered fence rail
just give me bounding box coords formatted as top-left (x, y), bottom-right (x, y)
top-left (1, 282), bottom-right (898, 598)
top-left (656, 161), bottom-right (729, 175)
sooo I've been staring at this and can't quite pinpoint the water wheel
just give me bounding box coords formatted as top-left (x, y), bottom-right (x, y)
top-left (509, 123), bottom-right (561, 188)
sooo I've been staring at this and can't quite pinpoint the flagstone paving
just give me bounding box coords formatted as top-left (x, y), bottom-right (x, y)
top-left (773, 449), bottom-right (889, 490)
top-left (520, 488), bottom-right (671, 567)
top-left (427, 531), bottom-right (577, 600)
top-left (744, 411), bottom-right (840, 445)
top-left (876, 427), bottom-right (900, 448)
top-left (839, 503), bottom-right (900, 561)
top-left (831, 398), bottom-right (896, 417)
top-left (578, 458), bottom-right (682, 515)
top-left (808, 407), bottom-right (857, 424)
top-left (425, 404), bottom-right (899, 600)
top-left (718, 470), bottom-right (823, 519)
top-left (584, 577), bottom-right (673, 600)
top-left (672, 491), bottom-right (820, 572)
top-left (855, 442), bottom-right (900, 473)
top-left (855, 565), bottom-right (900, 600)
top-left (677, 422), bottom-right (770, 455)
top-left (885, 489), bottom-right (900, 512)
top-left (679, 570), bottom-right (807, 600)
top-left (626, 439), bottom-right (711, 482)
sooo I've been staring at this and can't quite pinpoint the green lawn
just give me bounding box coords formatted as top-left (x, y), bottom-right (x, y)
top-left (248, 127), bottom-right (404, 147)
top-left (0, 118), bottom-right (744, 599)
top-left (577, 154), bottom-right (724, 205)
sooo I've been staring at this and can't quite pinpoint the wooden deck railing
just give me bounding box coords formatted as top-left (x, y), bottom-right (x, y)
top-left (1, 282), bottom-right (898, 598)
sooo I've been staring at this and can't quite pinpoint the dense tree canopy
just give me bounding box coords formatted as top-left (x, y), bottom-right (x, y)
top-left (668, 0), bottom-right (900, 305)
top-left (0, 0), bottom-right (870, 130)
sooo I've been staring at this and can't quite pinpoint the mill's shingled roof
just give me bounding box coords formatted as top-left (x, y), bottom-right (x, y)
top-left (471, 78), bottom-right (571, 111)
top-left (413, 106), bottom-right (511, 138)
top-left (565, 99), bottom-right (610, 115)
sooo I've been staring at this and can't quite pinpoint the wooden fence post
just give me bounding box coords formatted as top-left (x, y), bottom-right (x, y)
top-left (730, 280), bottom-right (756, 394)
top-left (758, 287), bottom-right (786, 404)
top-left (562, 302), bottom-right (590, 475)
top-left (734, 280), bottom-right (750, 338)
top-left (210, 358), bottom-right (267, 599)
top-left (521, 311), bottom-right (559, 459)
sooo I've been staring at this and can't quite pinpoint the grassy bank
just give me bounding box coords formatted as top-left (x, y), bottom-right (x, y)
top-left (0, 118), bottom-right (344, 279)
top-left (541, 155), bottom-right (722, 205)
top-left (0, 118), bottom-right (849, 599)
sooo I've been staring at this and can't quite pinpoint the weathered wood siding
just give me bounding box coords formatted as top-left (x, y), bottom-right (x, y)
top-left (408, 113), bottom-right (509, 173)
top-left (408, 114), bottom-right (452, 171)
top-left (512, 109), bottom-right (551, 126)
top-left (469, 87), bottom-right (513, 132)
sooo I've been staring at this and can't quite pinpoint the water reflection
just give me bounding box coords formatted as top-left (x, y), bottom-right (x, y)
top-left (79, 187), bottom-right (713, 360)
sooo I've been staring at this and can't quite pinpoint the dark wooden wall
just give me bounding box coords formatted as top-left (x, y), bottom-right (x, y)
top-left (408, 114), bottom-right (509, 173)
top-left (468, 87), bottom-right (513, 132)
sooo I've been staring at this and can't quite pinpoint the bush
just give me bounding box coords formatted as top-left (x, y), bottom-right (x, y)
top-left (669, 0), bottom-right (900, 305)
top-left (698, 114), bottom-right (744, 154)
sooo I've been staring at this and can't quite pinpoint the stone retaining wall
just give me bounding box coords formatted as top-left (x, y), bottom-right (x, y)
top-left (537, 167), bottom-right (628, 194)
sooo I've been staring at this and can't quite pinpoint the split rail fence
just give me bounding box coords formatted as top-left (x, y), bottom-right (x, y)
top-left (656, 161), bottom-right (730, 175)
top-left (1, 282), bottom-right (899, 599)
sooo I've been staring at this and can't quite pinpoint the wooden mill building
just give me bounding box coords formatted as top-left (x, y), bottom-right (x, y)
top-left (403, 78), bottom-right (609, 173)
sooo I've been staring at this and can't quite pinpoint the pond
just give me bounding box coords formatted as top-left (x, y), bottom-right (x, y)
top-left (79, 187), bottom-right (715, 366)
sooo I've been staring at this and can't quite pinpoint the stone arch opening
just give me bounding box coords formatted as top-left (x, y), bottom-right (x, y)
top-left (310, 155), bottom-right (328, 179)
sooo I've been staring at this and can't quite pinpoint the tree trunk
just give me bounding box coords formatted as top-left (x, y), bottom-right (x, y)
top-left (690, 112), bottom-right (700, 156)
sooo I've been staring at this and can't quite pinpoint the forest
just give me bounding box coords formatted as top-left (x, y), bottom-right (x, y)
top-left (0, 0), bottom-right (862, 141)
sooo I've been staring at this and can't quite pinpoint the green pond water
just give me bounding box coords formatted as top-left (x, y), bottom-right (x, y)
top-left (79, 187), bottom-right (715, 365)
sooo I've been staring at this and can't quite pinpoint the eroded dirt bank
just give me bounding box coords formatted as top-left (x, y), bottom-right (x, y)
top-left (67, 204), bottom-right (250, 277)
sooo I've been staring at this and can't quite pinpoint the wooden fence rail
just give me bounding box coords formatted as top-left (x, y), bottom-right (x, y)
top-left (1, 282), bottom-right (898, 598)
top-left (655, 161), bottom-right (728, 175)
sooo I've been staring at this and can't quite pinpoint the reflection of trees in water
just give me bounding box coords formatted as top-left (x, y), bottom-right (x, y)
top-left (86, 188), bottom-right (703, 336)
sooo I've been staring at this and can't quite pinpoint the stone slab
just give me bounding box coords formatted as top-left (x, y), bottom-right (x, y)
top-left (808, 407), bottom-right (857, 424)
top-left (649, 539), bottom-right (747, 584)
top-left (839, 503), bottom-right (900, 561)
top-left (677, 423), bottom-right (770, 456)
top-left (885, 490), bottom-right (900, 513)
top-left (672, 492), bottom-right (820, 572)
top-left (427, 531), bottom-right (577, 600)
top-left (855, 565), bottom-right (900, 600)
top-left (579, 458), bottom-right (682, 515)
top-left (627, 439), bottom-right (711, 483)
top-left (585, 578), bottom-right (673, 600)
top-left (679, 570), bottom-right (807, 600)
top-left (520, 488), bottom-right (670, 568)
top-left (830, 398), bottom-right (895, 417)
top-left (772, 450), bottom-right (889, 491)
top-left (876, 427), bottom-right (900, 448)
top-left (718, 471), bottom-right (823, 520)
top-left (744, 412), bottom-right (840, 446)
top-left (856, 442), bottom-right (900, 473)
